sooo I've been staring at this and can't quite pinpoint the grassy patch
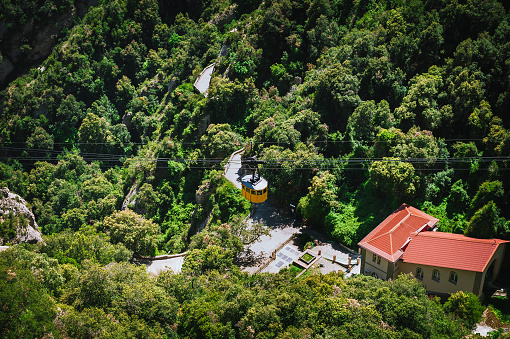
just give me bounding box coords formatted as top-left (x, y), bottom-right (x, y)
top-left (290, 264), bottom-right (304, 276)
top-left (489, 296), bottom-right (510, 324)
top-left (302, 253), bottom-right (314, 262)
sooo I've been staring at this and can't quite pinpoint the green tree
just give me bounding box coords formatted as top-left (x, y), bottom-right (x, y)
top-left (53, 94), bottom-right (86, 143)
top-left (183, 245), bottom-right (237, 273)
top-left (470, 181), bottom-right (504, 212)
top-left (200, 124), bottom-right (243, 159)
top-left (55, 306), bottom-right (164, 339)
top-left (465, 201), bottom-right (499, 239)
top-left (254, 117), bottom-right (301, 148)
top-left (469, 100), bottom-right (494, 138)
top-left (61, 207), bottom-right (86, 231)
top-left (394, 66), bottom-right (450, 130)
top-left (0, 253), bottom-right (59, 338)
top-left (206, 77), bottom-right (258, 124)
top-left (103, 209), bottom-right (161, 257)
top-left (81, 175), bottom-right (115, 202)
top-left (374, 127), bottom-right (444, 169)
top-left (62, 261), bottom-right (179, 327)
top-left (78, 112), bottom-right (108, 153)
top-left (347, 100), bottom-right (393, 142)
top-left (369, 158), bottom-right (419, 200)
top-left (137, 182), bottom-right (160, 218)
top-left (0, 246), bottom-right (64, 292)
top-left (446, 179), bottom-right (471, 214)
top-left (298, 171), bottom-right (339, 229)
top-left (214, 179), bottom-right (251, 223)
top-left (41, 226), bottom-right (133, 266)
top-left (262, 143), bottom-right (325, 205)
top-left (26, 126), bottom-right (54, 150)
top-left (325, 202), bottom-right (361, 246)
top-left (443, 291), bottom-right (484, 329)
top-left (312, 63), bottom-right (361, 129)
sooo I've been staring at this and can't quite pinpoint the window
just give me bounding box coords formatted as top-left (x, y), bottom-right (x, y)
top-left (449, 271), bottom-right (458, 284)
top-left (263, 188), bottom-right (267, 193)
top-left (371, 272), bottom-right (378, 278)
top-left (257, 190), bottom-right (262, 195)
top-left (416, 267), bottom-right (423, 280)
top-left (372, 253), bottom-right (377, 262)
top-left (432, 269), bottom-right (440, 282)
top-left (251, 190), bottom-right (256, 195)
top-left (377, 256), bottom-right (381, 265)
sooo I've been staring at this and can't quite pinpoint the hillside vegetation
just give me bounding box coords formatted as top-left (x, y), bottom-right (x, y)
top-left (1, 0), bottom-right (510, 337)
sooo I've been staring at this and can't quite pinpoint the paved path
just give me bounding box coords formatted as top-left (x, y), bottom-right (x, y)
top-left (145, 256), bottom-right (184, 275)
top-left (224, 149), bottom-right (243, 189)
top-left (135, 255), bottom-right (185, 276)
top-left (193, 64), bottom-right (215, 96)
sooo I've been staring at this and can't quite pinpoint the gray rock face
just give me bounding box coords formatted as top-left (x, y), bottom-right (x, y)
top-left (121, 183), bottom-right (139, 211)
top-left (0, 187), bottom-right (43, 245)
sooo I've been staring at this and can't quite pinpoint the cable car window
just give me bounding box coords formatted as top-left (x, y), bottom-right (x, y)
top-left (251, 190), bottom-right (256, 195)
top-left (257, 190), bottom-right (262, 195)
top-left (263, 188), bottom-right (267, 193)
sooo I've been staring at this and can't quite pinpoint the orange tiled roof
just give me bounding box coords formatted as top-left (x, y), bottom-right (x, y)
top-left (358, 204), bottom-right (439, 263)
top-left (402, 232), bottom-right (508, 272)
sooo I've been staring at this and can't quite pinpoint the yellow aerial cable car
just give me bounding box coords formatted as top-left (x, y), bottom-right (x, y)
top-left (241, 156), bottom-right (268, 203)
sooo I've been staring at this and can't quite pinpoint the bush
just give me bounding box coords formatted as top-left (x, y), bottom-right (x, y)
top-left (443, 291), bottom-right (484, 329)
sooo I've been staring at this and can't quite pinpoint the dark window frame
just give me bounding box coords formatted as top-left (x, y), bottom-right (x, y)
top-left (432, 269), bottom-right (440, 282)
top-left (449, 271), bottom-right (458, 284)
top-left (416, 267), bottom-right (423, 280)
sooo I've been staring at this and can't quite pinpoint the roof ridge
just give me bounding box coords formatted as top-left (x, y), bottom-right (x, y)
top-left (408, 206), bottom-right (440, 221)
top-left (407, 213), bottom-right (430, 220)
top-left (418, 232), bottom-right (503, 244)
top-left (389, 211), bottom-right (411, 234)
top-left (367, 230), bottom-right (390, 244)
top-left (389, 231), bottom-right (393, 255)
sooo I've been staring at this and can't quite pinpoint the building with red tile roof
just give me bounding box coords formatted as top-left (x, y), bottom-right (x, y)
top-left (358, 204), bottom-right (438, 281)
top-left (358, 204), bottom-right (508, 297)
top-left (403, 232), bottom-right (507, 272)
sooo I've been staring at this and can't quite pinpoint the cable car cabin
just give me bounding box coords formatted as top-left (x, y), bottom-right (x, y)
top-left (241, 175), bottom-right (268, 203)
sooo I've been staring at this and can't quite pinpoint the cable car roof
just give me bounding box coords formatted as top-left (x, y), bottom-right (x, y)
top-left (241, 175), bottom-right (268, 190)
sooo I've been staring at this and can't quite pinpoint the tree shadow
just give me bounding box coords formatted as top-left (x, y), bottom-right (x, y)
top-left (250, 200), bottom-right (297, 230)
top-left (234, 248), bottom-right (267, 268)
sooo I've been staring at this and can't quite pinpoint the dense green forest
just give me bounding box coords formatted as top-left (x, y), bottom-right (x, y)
top-left (1, 0), bottom-right (510, 337)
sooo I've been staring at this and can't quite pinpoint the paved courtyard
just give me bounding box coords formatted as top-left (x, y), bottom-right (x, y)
top-left (236, 200), bottom-right (301, 273)
top-left (236, 199), bottom-right (361, 276)
top-left (260, 242), bottom-right (302, 274)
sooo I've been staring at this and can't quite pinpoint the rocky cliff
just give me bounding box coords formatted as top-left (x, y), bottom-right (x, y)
top-left (0, 187), bottom-right (43, 245)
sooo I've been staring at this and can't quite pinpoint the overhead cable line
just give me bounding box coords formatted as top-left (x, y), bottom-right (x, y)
top-left (0, 137), bottom-right (490, 147)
